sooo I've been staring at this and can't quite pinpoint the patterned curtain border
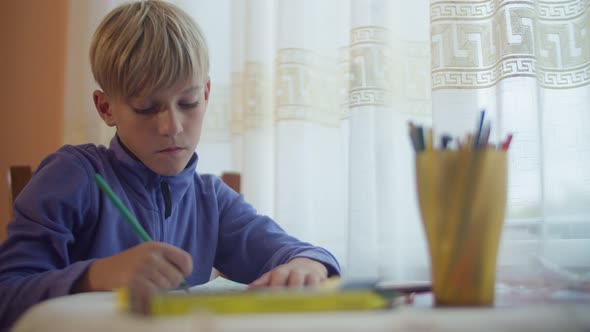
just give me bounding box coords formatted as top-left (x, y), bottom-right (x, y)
top-left (431, 0), bottom-right (590, 90)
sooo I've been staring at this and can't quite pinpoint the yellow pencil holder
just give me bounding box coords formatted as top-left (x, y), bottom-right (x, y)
top-left (416, 150), bottom-right (507, 306)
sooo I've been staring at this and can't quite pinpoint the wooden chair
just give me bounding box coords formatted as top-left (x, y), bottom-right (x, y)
top-left (221, 172), bottom-right (241, 193)
top-left (8, 165), bottom-right (33, 206)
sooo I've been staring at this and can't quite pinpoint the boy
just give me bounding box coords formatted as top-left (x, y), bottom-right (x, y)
top-left (0, 1), bottom-right (340, 329)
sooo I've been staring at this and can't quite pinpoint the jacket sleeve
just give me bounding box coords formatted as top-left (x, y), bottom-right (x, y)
top-left (0, 149), bottom-right (97, 329)
top-left (211, 177), bottom-right (340, 284)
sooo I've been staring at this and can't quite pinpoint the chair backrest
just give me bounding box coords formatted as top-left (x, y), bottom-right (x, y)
top-left (221, 172), bottom-right (241, 193)
top-left (8, 165), bottom-right (32, 206)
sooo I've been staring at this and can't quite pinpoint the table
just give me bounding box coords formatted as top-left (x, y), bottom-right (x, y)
top-left (11, 290), bottom-right (590, 332)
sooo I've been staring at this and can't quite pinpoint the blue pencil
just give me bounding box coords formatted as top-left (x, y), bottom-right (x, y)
top-left (474, 109), bottom-right (486, 149)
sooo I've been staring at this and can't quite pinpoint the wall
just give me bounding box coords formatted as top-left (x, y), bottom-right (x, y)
top-left (0, 0), bottom-right (69, 241)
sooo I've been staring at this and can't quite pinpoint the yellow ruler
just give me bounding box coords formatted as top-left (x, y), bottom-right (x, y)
top-left (119, 288), bottom-right (391, 316)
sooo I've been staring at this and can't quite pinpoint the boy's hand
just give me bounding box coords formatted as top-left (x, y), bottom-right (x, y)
top-left (75, 242), bottom-right (192, 292)
top-left (248, 257), bottom-right (328, 289)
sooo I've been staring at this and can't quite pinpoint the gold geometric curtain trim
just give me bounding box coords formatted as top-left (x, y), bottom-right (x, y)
top-left (243, 62), bottom-right (273, 129)
top-left (231, 71), bottom-right (244, 135)
top-left (431, 0), bottom-right (587, 21)
top-left (431, 0), bottom-right (590, 89)
top-left (432, 56), bottom-right (536, 89)
top-left (349, 26), bottom-right (393, 107)
top-left (275, 48), bottom-right (342, 126)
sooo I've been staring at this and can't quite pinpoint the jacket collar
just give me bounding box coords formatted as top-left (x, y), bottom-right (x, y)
top-left (108, 135), bottom-right (197, 208)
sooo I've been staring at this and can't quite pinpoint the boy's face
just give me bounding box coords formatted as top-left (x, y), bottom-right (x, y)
top-left (94, 78), bottom-right (210, 176)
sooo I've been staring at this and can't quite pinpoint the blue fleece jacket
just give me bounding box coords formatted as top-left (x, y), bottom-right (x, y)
top-left (0, 136), bottom-right (340, 330)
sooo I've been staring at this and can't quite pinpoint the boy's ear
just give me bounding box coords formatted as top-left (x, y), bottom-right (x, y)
top-left (204, 79), bottom-right (211, 102)
top-left (93, 90), bottom-right (116, 127)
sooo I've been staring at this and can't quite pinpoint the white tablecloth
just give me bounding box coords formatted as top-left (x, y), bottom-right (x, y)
top-left (10, 292), bottom-right (590, 332)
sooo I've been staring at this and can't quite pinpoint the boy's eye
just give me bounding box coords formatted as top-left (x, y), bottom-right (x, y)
top-left (131, 100), bottom-right (198, 114)
top-left (133, 106), bottom-right (159, 115)
top-left (179, 101), bottom-right (199, 109)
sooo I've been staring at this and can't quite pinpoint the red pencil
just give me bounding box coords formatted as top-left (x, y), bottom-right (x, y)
top-left (502, 133), bottom-right (513, 151)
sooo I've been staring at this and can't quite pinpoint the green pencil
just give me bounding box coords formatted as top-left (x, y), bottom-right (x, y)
top-left (94, 173), bottom-right (190, 291)
top-left (94, 174), bottom-right (151, 242)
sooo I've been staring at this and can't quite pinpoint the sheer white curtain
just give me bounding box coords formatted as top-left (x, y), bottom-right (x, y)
top-left (65, 0), bottom-right (590, 281)
top-left (272, 0), bottom-right (349, 261)
top-left (227, 0), bottom-right (433, 279)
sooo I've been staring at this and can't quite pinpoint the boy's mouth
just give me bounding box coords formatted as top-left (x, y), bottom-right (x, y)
top-left (157, 146), bottom-right (186, 155)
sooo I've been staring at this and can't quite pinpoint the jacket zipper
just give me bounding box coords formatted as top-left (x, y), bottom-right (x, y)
top-left (160, 181), bottom-right (171, 219)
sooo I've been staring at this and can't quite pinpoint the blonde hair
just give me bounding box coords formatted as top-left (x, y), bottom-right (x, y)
top-left (90, 0), bottom-right (209, 99)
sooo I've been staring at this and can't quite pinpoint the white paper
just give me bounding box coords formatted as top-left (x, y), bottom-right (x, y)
top-left (187, 277), bottom-right (249, 293)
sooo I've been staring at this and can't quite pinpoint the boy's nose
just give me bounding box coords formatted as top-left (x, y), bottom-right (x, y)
top-left (157, 108), bottom-right (182, 137)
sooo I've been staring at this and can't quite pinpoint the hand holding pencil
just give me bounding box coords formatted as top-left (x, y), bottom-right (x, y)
top-left (77, 241), bottom-right (192, 292)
